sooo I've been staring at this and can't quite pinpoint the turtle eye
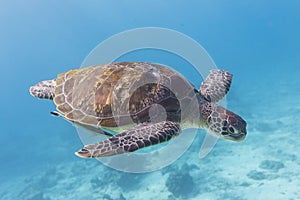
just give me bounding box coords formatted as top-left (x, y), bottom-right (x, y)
top-left (228, 126), bottom-right (235, 134)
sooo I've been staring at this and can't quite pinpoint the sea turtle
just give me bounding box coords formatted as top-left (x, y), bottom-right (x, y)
top-left (30, 62), bottom-right (247, 158)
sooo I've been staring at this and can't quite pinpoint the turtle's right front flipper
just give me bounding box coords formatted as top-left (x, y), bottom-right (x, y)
top-left (75, 121), bottom-right (181, 158)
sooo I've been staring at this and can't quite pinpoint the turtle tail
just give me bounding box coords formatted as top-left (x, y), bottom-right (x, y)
top-left (29, 79), bottom-right (56, 100)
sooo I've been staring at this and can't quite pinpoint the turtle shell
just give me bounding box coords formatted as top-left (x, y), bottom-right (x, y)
top-left (53, 62), bottom-right (198, 128)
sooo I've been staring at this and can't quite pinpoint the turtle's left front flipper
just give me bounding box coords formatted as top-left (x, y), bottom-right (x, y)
top-left (75, 121), bottom-right (181, 158)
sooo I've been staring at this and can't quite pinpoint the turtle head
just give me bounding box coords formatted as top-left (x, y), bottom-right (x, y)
top-left (200, 103), bottom-right (247, 141)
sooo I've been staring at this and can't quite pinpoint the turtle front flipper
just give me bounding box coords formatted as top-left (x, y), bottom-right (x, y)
top-left (200, 70), bottom-right (232, 102)
top-left (75, 121), bottom-right (181, 158)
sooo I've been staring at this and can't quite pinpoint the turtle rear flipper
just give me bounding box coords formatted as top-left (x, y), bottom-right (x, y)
top-left (75, 121), bottom-right (181, 158)
top-left (200, 70), bottom-right (232, 102)
top-left (30, 80), bottom-right (56, 100)
top-left (50, 111), bottom-right (115, 137)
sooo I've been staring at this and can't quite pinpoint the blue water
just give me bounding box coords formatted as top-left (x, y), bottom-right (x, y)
top-left (1, 1), bottom-right (300, 199)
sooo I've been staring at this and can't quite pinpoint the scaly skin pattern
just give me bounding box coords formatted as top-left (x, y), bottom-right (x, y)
top-left (76, 121), bottom-right (181, 158)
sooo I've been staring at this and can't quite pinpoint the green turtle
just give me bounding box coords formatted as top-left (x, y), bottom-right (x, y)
top-left (29, 62), bottom-right (247, 158)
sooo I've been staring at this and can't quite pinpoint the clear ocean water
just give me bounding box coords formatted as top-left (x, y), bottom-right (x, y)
top-left (1, 1), bottom-right (300, 199)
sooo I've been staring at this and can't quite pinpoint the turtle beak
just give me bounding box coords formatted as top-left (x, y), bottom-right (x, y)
top-left (229, 133), bottom-right (246, 141)
top-left (227, 128), bottom-right (247, 142)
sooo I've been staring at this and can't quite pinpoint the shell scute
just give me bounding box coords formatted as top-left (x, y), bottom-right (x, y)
top-left (57, 103), bottom-right (73, 114)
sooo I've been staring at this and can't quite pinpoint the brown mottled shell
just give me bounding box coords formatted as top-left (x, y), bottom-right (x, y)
top-left (53, 62), bottom-right (197, 128)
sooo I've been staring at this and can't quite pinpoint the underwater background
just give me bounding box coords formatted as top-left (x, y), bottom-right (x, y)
top-left (1, 0), bottom-right (300, 199)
